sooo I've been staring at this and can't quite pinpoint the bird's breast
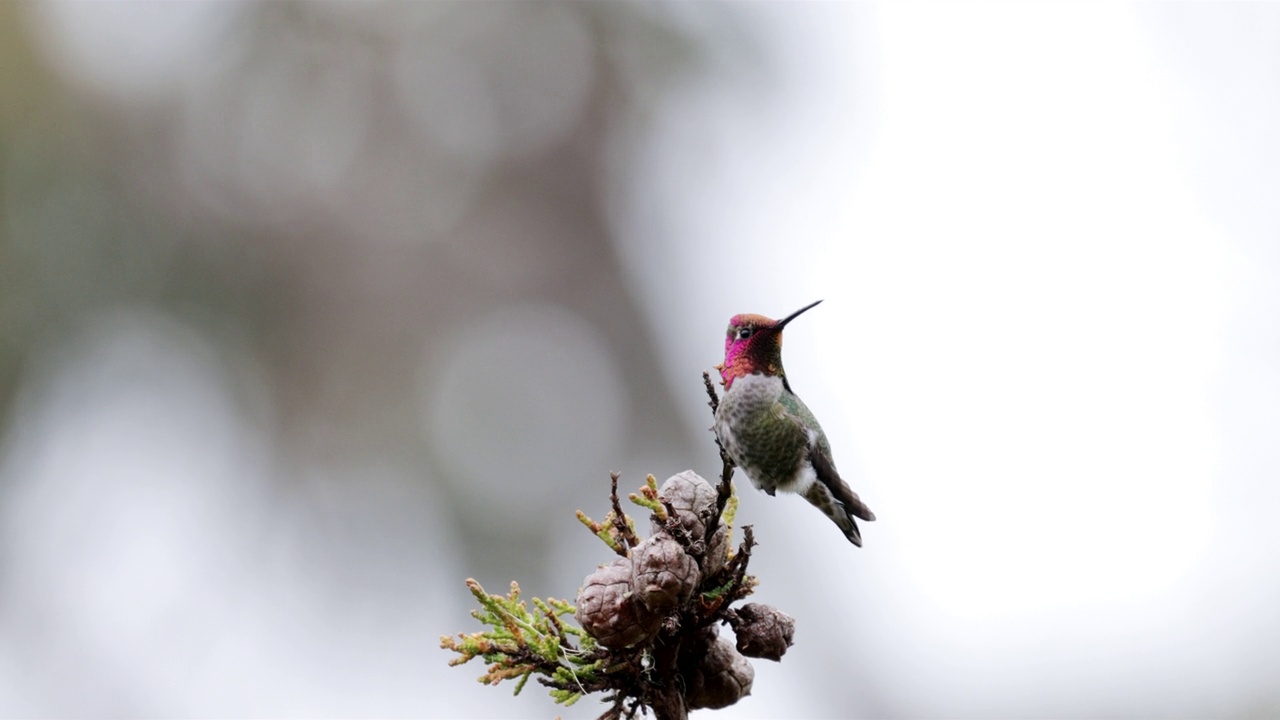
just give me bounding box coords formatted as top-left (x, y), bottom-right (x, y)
top-left (714, 374), bottom-right (809, 493)
top-left (716, 373), bottom-right (784, 426)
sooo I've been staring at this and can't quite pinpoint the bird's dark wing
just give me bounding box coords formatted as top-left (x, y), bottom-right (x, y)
top-left (807, 440), bottom-right (876, 523)
top-left (775, 390), bottom-right (877, 546)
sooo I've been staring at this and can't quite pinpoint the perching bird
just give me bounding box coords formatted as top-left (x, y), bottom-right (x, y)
top-left (713, 300), bottom-right (875, 546)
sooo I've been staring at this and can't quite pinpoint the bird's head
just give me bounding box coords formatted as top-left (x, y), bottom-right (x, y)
top-left (716, 300), bottom-right (822, 389)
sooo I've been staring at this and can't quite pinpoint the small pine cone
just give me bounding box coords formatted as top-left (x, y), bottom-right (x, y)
top-left (680, 627), bottom-right (754, 710)
top-left (703, 524), bottom-right (728, 576)
top-left (733, 603), bottom-right (795, 661)
top-left (575, 558), bottom-right (662, 648)
top-left (654, 470), bottom-right (718, 541)
top-left (631, 533), bottom-right (700, 611)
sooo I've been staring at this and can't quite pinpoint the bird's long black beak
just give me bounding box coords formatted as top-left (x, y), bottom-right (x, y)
top-left (775, 299), bottom-right (823, 331)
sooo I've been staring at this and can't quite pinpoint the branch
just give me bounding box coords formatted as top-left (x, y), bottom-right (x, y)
top-left (702, 371), bottom-right (736, 544)
top-left (609, 472), bottom-right (641, 552)
top-left (443, 374), bottom-right (795, 716)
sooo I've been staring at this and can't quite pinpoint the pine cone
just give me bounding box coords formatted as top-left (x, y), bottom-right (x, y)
top-left (679, 626), bottom-right (754, 710)
top-left (733, 603), bottom-right (795, 661)
top-left (630, 533), bottom-right (700, 611)
top-left (575, 557), bottom-right (662, 649)
top-left (703, 524), bottom-right (729, 576)
top-left (655, 470), bottom-right (718, 541)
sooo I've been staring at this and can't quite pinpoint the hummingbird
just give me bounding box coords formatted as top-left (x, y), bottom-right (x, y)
top-left (713, 300), bottom-right (876, 546)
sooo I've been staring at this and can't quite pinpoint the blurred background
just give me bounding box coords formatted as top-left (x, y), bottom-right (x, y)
top-left (1, 1), bottom-right (1278, 717)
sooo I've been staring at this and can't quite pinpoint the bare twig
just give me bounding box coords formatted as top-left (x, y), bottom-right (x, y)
top-left (725, 525), bottom-right (757, 603)
top-left (609, 472), bottom-right (641, 552)
top-left (659, 499), bottom-right (704, 556)
top-left (597, 694), bottom-right (624, 720)
top-left (701, 371), bottom-right (736, 544)
top-left (702, 370), bottom-right (721, 415)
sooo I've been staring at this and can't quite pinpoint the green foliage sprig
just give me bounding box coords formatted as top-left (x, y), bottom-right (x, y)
top-left (440, 579), bottom-right (606, 707)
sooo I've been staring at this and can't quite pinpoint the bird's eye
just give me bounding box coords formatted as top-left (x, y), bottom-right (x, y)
top-left (737, 327), bottom-right (753, 340)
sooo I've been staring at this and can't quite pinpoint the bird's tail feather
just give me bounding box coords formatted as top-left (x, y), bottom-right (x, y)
top-left (806, 445), bottom-right (876, 545)
top-left (802, 482), bottom-right (871, 547)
